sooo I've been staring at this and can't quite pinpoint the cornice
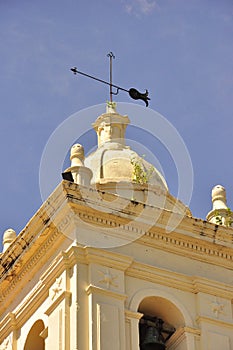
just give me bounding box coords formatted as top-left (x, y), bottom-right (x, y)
top-left (124, 309), bottom-right (143, 320)
top-left (0, 248), bottom-right (73, 342)
top-left (0, 244), bottom-right (131, 338)
top-left (63, 182), bottom-right (233, 266)
top-left (66, 204), bottom-right (233, 271)
top-left (127, 262), bottom-right (193, 293)
top-left (126, 261), bottom-right (233, 299)
top-left (1, 182), bottom-right (233, 289)
top-left (45, 291), bottom-right (71, 316)
top-left (86, 284), bottom-right (127, 301)
top-left (196, 316), bottom-right (233, 329)
top-left (193, 277), bottom-right (233, 298)
top-left (140, 228), bottom-right (233, 270)
top-left (0, 227), bottom-right (64, 317)
top-left (0, 182), bottom-right (73, 283)
top-left (1, 240), bottom-right (233, 345)
top-left (1, 182), bottom-right (233, 328)
top-left (166, 326), bottom-right (201, 349)
top-left (84, 247), bottom-right (133, 271)
top-left (183, 326), bottom-right (201, 336)
top-left (0, 313), bottom-right (16, 342)
top-left (39, 245), bottom-right (133, 282)
top-left (1, 233), bottom-right (233, 328)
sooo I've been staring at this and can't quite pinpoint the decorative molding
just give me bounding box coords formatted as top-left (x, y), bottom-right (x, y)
top-left (1, 182), bottom-right (233, 308)
top-left (183, 326), bottom-right (201, 336)
top-left (85, 247), bottom-right (133, 271)
top-left (166, 328), bottom-right (186, 349)
top-left (125, 309), bottom-right (143, 320)
top-left (193, 278), bottom-right (233, 299)
top-left (45, 291), bottom-right (71, 316)
top-left (0, 227), bottom-right (61, 304)
top-left (86, 284), bottom-right (127, 301)
top-left (2, 181), bottom-right (233, 288)
top-left (142, 230), bottom-right (233, 269)
top-left (210, 299), bottom-right (225, 318)
top-left (0, 246), bottom-right (81, 338)
top-left (65, 185), bottom-right (233, 270)
top-left (0, 314), bottom-right (16, 344)
top-left (57, 210), bottom-right (76, 233)
top-left (166, 326), bottom-right (200, 350)
top-left (127, 262), bottom-right (193, 293)
top-left (1, 241), bottom-right (233, 344)
top-left (0, 245), bottom-right (128, 342)
top-left (196, 316), bottom-right (233, 329)
top-left (64, 181), bottom-right (233, 237)
top-left (97, 269), bottom-right (118, 289)
top-left (0, 249), bottom-right (77, 341)
top-left (127, 261), bottom-right (233, 298)
top-left (51, 277), bottom-right (63, 300)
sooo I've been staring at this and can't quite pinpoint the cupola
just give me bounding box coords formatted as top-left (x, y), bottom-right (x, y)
top-left (85, 102), bottom-right (168, 192)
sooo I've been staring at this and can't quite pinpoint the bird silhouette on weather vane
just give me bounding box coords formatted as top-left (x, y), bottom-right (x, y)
top-left (70, 52), bottom-right (150, 107)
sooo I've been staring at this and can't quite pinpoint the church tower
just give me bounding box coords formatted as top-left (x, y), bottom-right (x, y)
top-left (1, 102), bottom-right (233, 350)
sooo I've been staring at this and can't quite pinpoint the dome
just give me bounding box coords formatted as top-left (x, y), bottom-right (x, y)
top-left (85, 142), bottom-right (168, 191)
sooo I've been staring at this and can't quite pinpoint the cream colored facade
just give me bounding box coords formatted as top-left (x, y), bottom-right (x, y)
top-left (1, 104), bottom-right (233, 350)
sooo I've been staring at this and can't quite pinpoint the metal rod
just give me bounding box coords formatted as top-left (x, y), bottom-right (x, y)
top-left (107, 52), bottom-right (115, 102)
top-left (70, 67), bottom-right (128, 93)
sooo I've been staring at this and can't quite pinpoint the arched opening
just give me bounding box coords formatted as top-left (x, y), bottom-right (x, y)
top-left (24, 320), bottom-right (45, 350)
top-left (138, 296), bottom-right (186, 350)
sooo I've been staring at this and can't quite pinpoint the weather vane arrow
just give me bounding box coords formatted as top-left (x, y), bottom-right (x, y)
top-left (70, 52), bottom-right (150, 107)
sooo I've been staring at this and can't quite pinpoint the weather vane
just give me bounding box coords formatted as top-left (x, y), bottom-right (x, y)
top-left (70, 52), bottom-right (150, 107)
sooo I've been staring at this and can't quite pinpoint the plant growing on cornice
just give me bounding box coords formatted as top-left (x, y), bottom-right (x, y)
top-left (214, 210), bottom-right (222, 226)
top-left (214, 208), bottom-right (233, 227)
top-left (131, 156), bottom-right (154, 185)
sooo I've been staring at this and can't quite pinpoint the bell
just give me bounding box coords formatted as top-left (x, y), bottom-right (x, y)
top-left (141, 326), bottom-right (166, 350)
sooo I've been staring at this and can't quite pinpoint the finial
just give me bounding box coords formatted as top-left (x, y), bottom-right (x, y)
top-left (206, 185), bottom-right (233, 226)
top-left (70, 143), bottom-right (84, 166)
top-left (2, 228), bottom-right (16, 252)
top-left (211, 185), bottom-right (227, 210)
top-left (62, 144), bottom-right (93, 186)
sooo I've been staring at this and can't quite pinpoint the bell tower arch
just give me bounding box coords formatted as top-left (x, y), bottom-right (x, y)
top-left (128, 289), bottom-right (197, 350)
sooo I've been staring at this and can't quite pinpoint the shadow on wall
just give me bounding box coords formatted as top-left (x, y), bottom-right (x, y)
top-left (24, 319), bottom-right (45, 350)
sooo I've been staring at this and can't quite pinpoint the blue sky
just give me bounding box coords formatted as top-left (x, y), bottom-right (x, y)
top-left (0, 0), bottom-right (233, 247)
